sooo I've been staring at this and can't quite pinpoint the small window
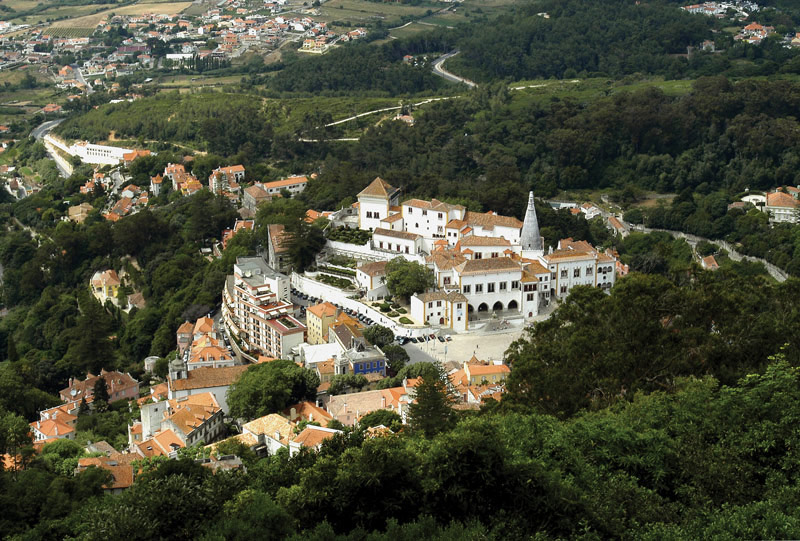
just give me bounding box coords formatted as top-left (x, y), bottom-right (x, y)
top-left (527, 293), bottom-right (534, 301)
top-left (407, 207), bottom-right (412, 214)
top-left (499, 282), bottom-right (507, 291)
top-left (475, 284), bottom-right (483, 293)
top-left (560, 270), bottom-right (567, 278)
top-left (487, 283), bottom-right (495, 293)
top-left (436, 301), bottom-right (442, 307)
top-left (586, 266), bottom-right (593, 276)
top-left (463, 285), bottom-right (471, 294)
top-left (474, 253), bottom-right (482, 260)
top-left (574, 268), bottom-right (581, 278)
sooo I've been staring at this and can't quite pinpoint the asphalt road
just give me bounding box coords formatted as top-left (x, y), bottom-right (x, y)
top-left (31, 118), bottom-right (65, 140)
top-left (432, 51), bottom-right (476, 88)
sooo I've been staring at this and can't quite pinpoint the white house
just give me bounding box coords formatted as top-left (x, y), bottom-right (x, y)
top-left (410, 291), bottom-right (469, 331)
top-left (543, 238), bottom-right (617, 298)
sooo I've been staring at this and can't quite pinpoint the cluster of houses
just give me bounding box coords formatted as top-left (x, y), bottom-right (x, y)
top-left (680, 1), bottom-right (757, 19)
top-left (734, 21), bottom-right (775, 44)
top-left (1, 0), bottom-right (370, 78)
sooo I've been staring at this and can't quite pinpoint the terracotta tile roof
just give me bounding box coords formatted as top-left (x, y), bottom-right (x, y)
top-left (292, 425), bottom-right (341, 448)
top-left (458, 235), bottom-right (511, 247)
top-left (177, 321), bottom-right (194, 335)
top-left (373, 227), bottom-right (421, 241)
top-left (446, 219), bottom-right (467, 230)
top-left (402, 198), bottom-right (464, 213)
top-left (193, 317), bottom-right (215, 335)
top-left (357, 261), bottom-right (387, 276)
top-left (357, 177), bottom-right (396, 199)
top-left (766, 190), bottom-right (800, 208)
top-left (608, 216), bottom-right (626, 230)
top-left (169, 366), bottom-right (248, 392)
top-left (244, 185), bottom-right (269, 200)
top-left (76, 456), bottom-right (134, 490)
top-left (455, 257), bottom-right (521, 276)
top-left (307, 301), bottom-right (337, 319)
top-left (283, 401), bottom-right (333, 426)
top-left (558, 238), bottom-right (594, 252)
top-left (269, 224), bottom-right (291, 254)
top-left (464, 211), bottom-right (522, 230)
top-left (242, 414), bottom-right (294, 445)
top-left (544, 250), bottom-right (597, 263)
top-left (263, 176), bottom-right (307, 190)
top-left (427, 250), bottom-right (467, 270)
top-left (381, 213), bottom-right (404, 223)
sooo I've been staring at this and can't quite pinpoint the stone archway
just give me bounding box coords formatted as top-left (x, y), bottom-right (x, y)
top-left (507, 300), bottom-right (518, 311)
top-left (492, 301), bottom-right (503, 311)
top-left (478, 303), bottom-right (489, 312)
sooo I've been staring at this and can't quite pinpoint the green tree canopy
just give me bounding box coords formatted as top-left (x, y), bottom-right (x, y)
top-left (228, 360), bottom-right (320, 420)
top-left (385, 258), bottom-right (435, 301)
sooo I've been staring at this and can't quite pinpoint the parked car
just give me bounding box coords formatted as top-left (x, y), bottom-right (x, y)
top-left (409, 337), bottom-right (418, 343)
top-left (446, 336), bottom-right (452, 342)
top-left (437, 335), bottom-right (445, 342)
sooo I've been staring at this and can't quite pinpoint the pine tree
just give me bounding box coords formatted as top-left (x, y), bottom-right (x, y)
top-left (408, 363), bottom-right (455, 438)
top-left (93, 376), bottom-right (110, 412)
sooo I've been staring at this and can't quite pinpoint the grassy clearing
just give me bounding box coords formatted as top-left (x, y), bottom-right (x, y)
top-left (11, 4), bottom-right (113, 24)
top-left (157, 74), bottom-right (245, 88)
top-left (388, 21), bottom-right (435, 39)
top-left (507, 77), bottom-right (695, 107)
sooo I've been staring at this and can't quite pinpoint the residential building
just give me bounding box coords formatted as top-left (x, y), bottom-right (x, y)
top-left (239, 414), bottom-right (295, 454)
top-left (209, 165), bottom-right (244, 196)
top-left (167, 363), bottom-right (248, 415)
top-left (221, 256), bottom-right (304, 359)
top-left (306, 302), bottom-right (338, 345)
top-left (221, 219), bottom-right (255, 250)
top-left (765, 189), bottom-right (800, 224)
top-left (282, 401), bottom-right (333, 427)
top-left (262, 175), bottom-right (308, 196)
top-left (326, 386), bottom-right (414, 426)
top-left (59, 370), bottom-right (139, 404)
top-left (137, 392), bottom-right (224, 447)
top-left (543, 238), bottom-right (617, 298)
top-left (702, 255), bottom-right (719, 270)
top-left (90, 269), bottom-right (121, 301)
top-left (75, 454), bottom-right (135, 494)
top-left (30, 402), bottom-right (79, 442)
top-left (289, 425), bottom-right (342, 456)
top-left (373, 228), bottom-right (423, 256)
top-left (243, 184), bottom-right (270, 211)
top-left (463, 357), bottom-right (510, 385)
top-left (150, 174), bottom-right (163, 196)
top-left (176, 321), bottom-right (194, 354)
top-left (267, 224), bottom-right (292, 273)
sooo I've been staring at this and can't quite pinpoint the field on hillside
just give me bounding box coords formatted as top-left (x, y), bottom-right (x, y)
top-left (10, 3), bottom-right (115, 24)
top-left (0, 67), bottom-right (60, 126)
top-left (46, 1), bottom-right (192, 29)
top-left (314, 0), bottom-right (435, 26)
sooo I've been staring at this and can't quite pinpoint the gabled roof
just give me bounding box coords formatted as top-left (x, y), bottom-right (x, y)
top-left (292, 425), bottom-right (341, 448)
top-left (307, 301), bottom-right (337, 319)
top-left (242, 413), bottom-right (294, 444)
top-left (357, 261), bottom-right (387, 276)
top-left (766, 190), bottom-right (800, 209)
top-left (357, 177), bottom-right (397, 199)
top-left (458, 236), bottom-right (511, 247)
top-left (427, 250), bottom-right (467, 270)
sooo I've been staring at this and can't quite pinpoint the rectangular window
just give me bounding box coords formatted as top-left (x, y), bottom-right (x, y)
top-left (491, 252), bottom-right (499, 258)
top-left (560, 270), bottom-right (567, 278)
top-left (422, 210), bottom-right (427, 216)
top-left (436, 301), bottom-right (442, 307)
top-left (456, 303), bottom-right (461, 309)
top-left (463, 285), bottom-right (471, 294)
top-left (586, 266), bottom-right (593, 276)
top-left (560, 285), bottom-right (568, 294)
top-left (366, 211), bottom-right (372, 218)
top-left (405, 246), bottom-right (409, 254)
top-left (574, 268), bottom-right (581, 278)
top-left (512, 281), bottom-right (520, 290)
top-left (379, 241), bottom-right (384, 249)
top-left (499, 282), bottom-right (507, 291)
top-left (407, 207), bottom-right (412, 214)
top-left (474, 253), bottom-right (482, 260)
top-left (487, 283), bottom-right (495, 293)
top-left (475, 284), bottom-right (483, 293)
top-left (527, 293), bottom-right (534, 301)
top-left (428, 302), bottom-right (433, 308)
top-left (437, 226), bottom-right (443, 233)
top-left (443, 277), bottom-right (451, 285)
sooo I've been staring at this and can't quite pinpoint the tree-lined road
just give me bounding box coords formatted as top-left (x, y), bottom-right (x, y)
top-left (432, 51), bottom-right (476, 87)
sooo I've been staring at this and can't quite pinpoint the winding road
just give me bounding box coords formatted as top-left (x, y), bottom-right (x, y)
top-left (431, 50), bottom-right (476, 87)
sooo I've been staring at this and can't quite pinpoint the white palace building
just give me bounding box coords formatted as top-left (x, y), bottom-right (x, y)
top-left (354, 178), bottom-right (617, 330)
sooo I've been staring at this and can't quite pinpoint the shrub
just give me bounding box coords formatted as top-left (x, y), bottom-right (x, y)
top-left (388, 311), bottom-right (400, 317)
top-left (380, 305), bottom-right (391, 313)
top-left (399, 317), bottom-right (413, 324)
top-left (397, 308), bottom-right (407, 314)
top-left (390, 303), bottom-right (400, 309)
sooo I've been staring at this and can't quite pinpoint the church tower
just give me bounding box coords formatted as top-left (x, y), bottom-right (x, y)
top-left (520, 191), bottom-right (544, 257)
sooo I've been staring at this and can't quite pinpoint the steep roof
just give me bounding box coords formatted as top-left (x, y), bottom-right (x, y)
top-left (357, 261), bottom-right (387, 276)
top-left (357, 177), bottom-right (396, 199)
top-left (292, 425), bottom-right (341, 448)
top-left (242, 414), bottom-right (294, 444)
top-left (427, 250), bottom-right (467, 270)
top-left (307, 301), bottom-right (338, 320)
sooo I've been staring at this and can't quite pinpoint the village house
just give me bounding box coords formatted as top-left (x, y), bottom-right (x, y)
top-left (262, 175), bottom-right (308, 196)
top-left (289, 425), bottom-right (342, 456)
top-left (59, 369), bottom-right (139, 404)
top-left (306, 302), bottom-right (338, 345)
top-left (167, 363), bottom-right (248, 415)
top-left (764, 188), bottom-right (800, 224)
top-left (267, 224), bottom-right (292, 273)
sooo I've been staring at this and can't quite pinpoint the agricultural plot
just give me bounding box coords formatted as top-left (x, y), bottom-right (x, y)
top-left (45, 27), bottom-right (94, 37)
top-left (46, 2), bottom-right (192, 29)
top-left (316, 0), bottom-right (435, 26)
